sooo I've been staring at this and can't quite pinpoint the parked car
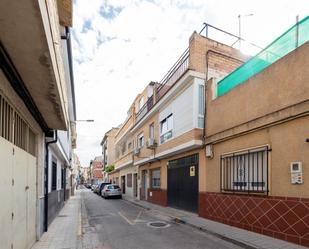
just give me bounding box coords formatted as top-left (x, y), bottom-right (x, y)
top-left (101, 184), bottom-right (122, 199)
top-left (91, 184), bottom-right (98, 191)
top-left (97, 182), bottom-right (110, 196)
top-left (84, 183), bottom-right (92, 189)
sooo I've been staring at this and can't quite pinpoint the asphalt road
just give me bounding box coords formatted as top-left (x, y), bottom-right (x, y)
top-left (80, 188), bottom-right (242, 249)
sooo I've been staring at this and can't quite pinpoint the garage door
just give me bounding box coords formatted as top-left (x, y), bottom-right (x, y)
top-left (167, 154), bottom-right (198, 212)
top-left (0, 137), bottom-right (37, 249)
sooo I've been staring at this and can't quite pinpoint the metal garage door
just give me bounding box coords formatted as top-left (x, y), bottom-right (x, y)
top-left (167, 154), bottom-right (199, 212)
top-left (0, 137), bottom-right (37, 249)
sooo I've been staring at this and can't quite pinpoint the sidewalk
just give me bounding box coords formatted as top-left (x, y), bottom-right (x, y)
top-left (31, 190), bottom-right (82, 249)
top-left (123, 196), bottom-right (307, 249)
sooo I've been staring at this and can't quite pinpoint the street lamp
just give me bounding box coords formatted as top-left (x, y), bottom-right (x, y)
top-left (75, 119), bottom-right (94, 122)
top-left (238, 14), bottom-right (254, 49)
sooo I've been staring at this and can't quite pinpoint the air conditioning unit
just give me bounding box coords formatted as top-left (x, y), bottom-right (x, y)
top-left (134, 148), bottom-right (140, 156)
top-left (146, 138), bottom-right (157, 149)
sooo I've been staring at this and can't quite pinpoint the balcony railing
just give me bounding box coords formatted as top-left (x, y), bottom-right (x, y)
top-left (135, 49), bottom-right (190, 123)
top-left (156, 48), bottom-right (189, 101)
top-left (136, 95), bottom-right (154, 122)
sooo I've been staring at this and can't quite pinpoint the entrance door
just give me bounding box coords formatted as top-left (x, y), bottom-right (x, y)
top-left (141, 170), bottom-right (148, 200)
top-left (133, 173), bottom-right (138, 198)
top-left (121, 176), bottom-right (126, 194)
top-left (167, 154), bottom-right (199, 212)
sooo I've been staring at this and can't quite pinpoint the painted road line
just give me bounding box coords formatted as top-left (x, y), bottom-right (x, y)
top-left (134, 210), bottom-right (142, 222)
top-left (118, 211), bottom-right (135, 225)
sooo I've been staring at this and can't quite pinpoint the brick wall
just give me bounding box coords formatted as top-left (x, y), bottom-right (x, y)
top-left (188, 32), bottom-right (246, 76)
top-left (199, 192), bottom-right (309, 247)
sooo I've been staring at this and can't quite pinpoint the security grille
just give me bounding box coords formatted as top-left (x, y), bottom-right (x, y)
top-left (0, 95), bottom-right (13, 142)
top-left (220, 146), bottom-right (269, 194)
top-left (0, 92), bottom-right (37, 156)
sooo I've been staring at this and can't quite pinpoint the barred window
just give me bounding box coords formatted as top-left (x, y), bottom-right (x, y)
top-left (0, 92), bottom-right (37, 156)
top-left (151, 169), bottom-right (160, 189)
top-left (221, 146), bottom-right (269, 194)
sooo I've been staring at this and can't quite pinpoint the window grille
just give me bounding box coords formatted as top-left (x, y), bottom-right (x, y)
top-left (220, 146), bottom-right (269, 194)
top-left (0, 95), bottom-right (14, 142)
top-left (0, 92), bottom-right (37, 156)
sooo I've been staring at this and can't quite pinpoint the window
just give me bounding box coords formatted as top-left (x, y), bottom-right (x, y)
top-left (138, 134), bottom-right (144, 148)
top-left (61, 167), bottom-right (65, 189)
top-left (198, 84), bottom-right (205, 128)
top-left (149, 123), bottom-right (154, 139)
top-left (52, 159), bottom-right (57, 191)
top-left (128, 142), bottom-right (132, 151)
top-left (127, 173), bottom-right (132, 187)
top-left (151, 169), bottom-right (160, 188)
top-left (121, 142), bottom-right (126, 155)
top-left (221, 146), bottom-right (269, 194)
top-left (160, 114), bottom-right (173, 143)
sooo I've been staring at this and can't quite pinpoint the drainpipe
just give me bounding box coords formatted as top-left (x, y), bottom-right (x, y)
top-left (203, 50), bottom-right (245, 143)
top-left (44, 130), bottom-right (58, 232)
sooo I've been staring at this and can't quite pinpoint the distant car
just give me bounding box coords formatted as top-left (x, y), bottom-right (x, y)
top-left (93, 182), bottom-right (110, 195)
top-left (84, 183), bottom-right (92, 189)
top-left (101, 184), bottom-right (122, 199)
top-left (91, 184), bottom-right (98, 191)
top-left (97, 182), bottom-right (110, 196)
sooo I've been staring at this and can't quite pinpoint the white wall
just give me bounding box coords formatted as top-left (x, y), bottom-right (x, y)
top-left (158, 77), bottom-right (203, 142)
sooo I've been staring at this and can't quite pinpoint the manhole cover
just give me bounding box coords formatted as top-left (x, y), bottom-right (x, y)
top-left (147, 221), bottom-right (170, 228)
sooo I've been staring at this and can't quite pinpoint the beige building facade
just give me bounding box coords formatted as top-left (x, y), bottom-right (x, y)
top-left (201, 40), bottom-right (309, 247)
top-left (0, 1), bottom-right (75, 248)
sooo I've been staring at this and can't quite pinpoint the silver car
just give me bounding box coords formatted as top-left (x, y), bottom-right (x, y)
top-left (101, 184), bottom-right (122, 198)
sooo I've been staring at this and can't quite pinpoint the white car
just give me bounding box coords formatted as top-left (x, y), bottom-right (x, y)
top-left (101, 184), bottom-right (122, 199)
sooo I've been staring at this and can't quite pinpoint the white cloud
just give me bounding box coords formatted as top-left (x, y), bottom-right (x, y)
top-left (72, 0), bottom-right (308, 165)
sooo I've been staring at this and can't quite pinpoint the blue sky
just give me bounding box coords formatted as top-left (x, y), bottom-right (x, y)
top-left (72, 0), bottom-right (308, 166)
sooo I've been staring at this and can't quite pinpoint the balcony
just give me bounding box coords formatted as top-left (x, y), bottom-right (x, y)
top-left (135, 48), bottom-right (190, 123)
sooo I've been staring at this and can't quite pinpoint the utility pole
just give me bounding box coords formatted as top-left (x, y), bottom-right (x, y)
top-left (238, 14), bottom-right (254, 49)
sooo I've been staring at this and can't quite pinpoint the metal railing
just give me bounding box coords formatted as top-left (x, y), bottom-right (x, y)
top-left (220, 146), bottom-right (269, 194)
top-left (200, 22), bottom-right (263, 50)
top-left (156, 48), bottom-right (190, 101)
top-left (136, 95), bottom-right (154, 122)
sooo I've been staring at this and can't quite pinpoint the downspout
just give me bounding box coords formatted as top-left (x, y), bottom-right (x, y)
top-left (44, 130), bottom-right (58, 232)
top-left (203, 50), bottom-right (245, 143)
top-left (61, 26), bottom-right (77, 121)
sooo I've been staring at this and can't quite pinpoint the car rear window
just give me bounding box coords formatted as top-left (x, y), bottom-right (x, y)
top-left (107, 185), bottom-right (120, 189)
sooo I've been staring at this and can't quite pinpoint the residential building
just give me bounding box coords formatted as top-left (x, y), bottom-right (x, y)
top-left (100, 127), bottom-right (119, 181)
top-left (201, 16), bottom-right (309, 247)
top-left (108, 29), bottom-right (248, 204)
top-left (0, 0), bottom-right (75, 248)
top-left (90, 156), bottom-right (104, 184)
top-left (131, 31), bottom-right (247, 210)
top-left (111, 104), bottom-right (136, 197)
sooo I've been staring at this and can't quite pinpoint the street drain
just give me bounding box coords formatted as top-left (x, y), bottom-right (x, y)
top-left (147, 221), bottom-right (170, 229)
top-left (58, 215), bottom-right (68, 217)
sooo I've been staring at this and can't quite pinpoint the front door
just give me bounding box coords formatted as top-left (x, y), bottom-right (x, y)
top-left (141, 170), bottom-right (148, 200)
top-left (133, 173), bottom-right (138, 198)
top-left (121, 176), bottom-right (126, 194)
top-left (167, 154), bottom-right (199, 212)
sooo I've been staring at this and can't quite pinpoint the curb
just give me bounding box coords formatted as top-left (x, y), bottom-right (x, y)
top-left (121, 197), bottom-right (151, 210)
top-left (124, 198), bottom-right (258, 249)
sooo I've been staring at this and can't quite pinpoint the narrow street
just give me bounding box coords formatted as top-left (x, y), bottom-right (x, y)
top-left (80, 188), bottom-right (242, 249)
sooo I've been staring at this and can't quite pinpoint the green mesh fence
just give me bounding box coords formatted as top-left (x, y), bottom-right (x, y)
top-left (217, 16), bottom-right (309, 97)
